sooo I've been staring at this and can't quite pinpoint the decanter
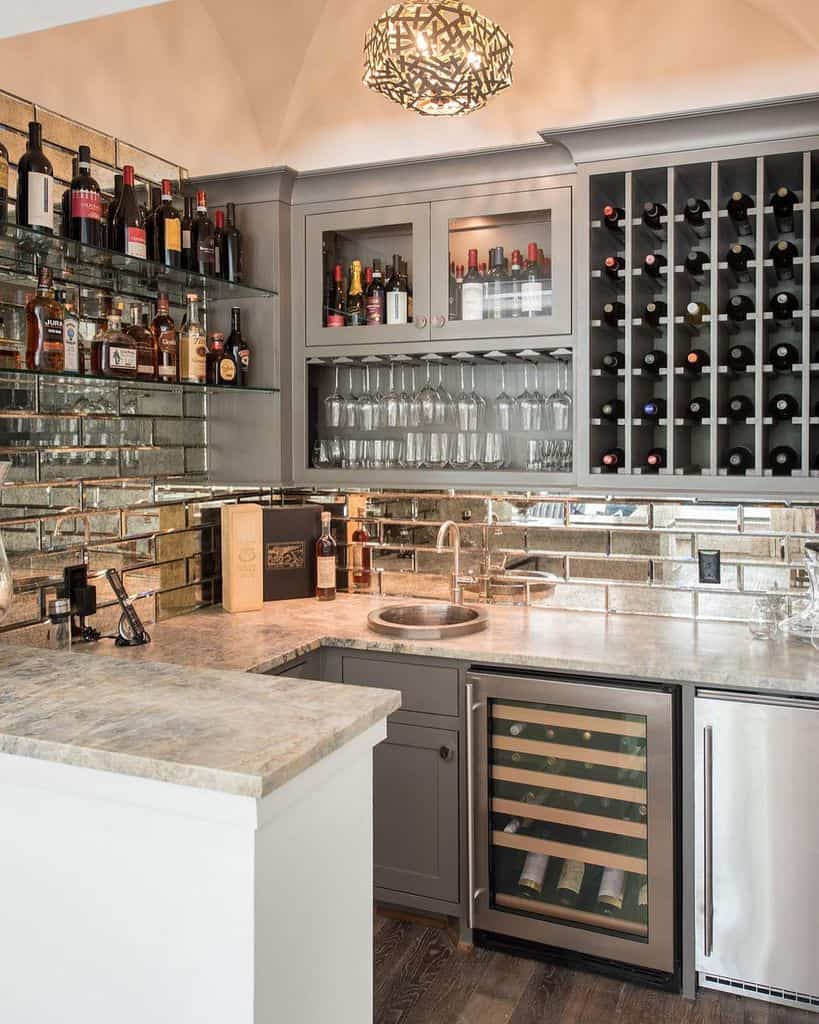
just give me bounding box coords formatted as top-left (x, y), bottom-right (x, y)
top-left (0, 461), bottom-right (12, 623)
top-left (779, 541), bottom-right (819, 642)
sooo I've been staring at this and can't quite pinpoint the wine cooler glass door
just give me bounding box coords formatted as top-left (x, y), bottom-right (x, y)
top-left (467, 671), bottom-right (675, 975)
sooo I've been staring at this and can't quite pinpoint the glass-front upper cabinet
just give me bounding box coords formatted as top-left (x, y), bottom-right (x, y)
top-left (305, 204), bottom-right (431, 346)
top-left (429, 187), bottom-right (572, 341)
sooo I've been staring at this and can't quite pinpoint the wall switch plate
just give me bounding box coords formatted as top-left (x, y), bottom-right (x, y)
top-left (698, 549), bottom-right (721, 585)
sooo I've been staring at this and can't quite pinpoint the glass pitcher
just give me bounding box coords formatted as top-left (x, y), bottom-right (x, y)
top-left (779, 541), bottom-right (819, 642)
top-left (0, 461), bottom-right (12, 623)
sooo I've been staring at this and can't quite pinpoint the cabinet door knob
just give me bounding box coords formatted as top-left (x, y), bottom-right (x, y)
top-left (431, 314), bottom-right (446, 328)
top-left (414, 316), bottom-right (428, 329)
top-left (439, 745), bottom-right (455, 761)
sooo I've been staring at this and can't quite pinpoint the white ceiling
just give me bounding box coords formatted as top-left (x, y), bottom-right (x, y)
top-left (2, 0), bottom-right (819, 176)
top-left (0, 0), bottom-right (170, 39)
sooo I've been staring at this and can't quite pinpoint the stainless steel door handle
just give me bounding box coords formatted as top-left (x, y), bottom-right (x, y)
top-left (703, 724), bottom-right (714, 957)
top-left (465, 680), bottom-right (478, 929)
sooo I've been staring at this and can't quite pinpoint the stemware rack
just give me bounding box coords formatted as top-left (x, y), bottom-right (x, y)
top-left (587, 147), bottom-right (819, 483)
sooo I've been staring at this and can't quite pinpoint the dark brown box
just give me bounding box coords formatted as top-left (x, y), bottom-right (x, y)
top-left (262, 505), bottom-right (321, 601)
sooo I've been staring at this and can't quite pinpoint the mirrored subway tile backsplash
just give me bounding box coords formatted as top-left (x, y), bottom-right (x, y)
top-left (279, 489), bottom-right (819, 623)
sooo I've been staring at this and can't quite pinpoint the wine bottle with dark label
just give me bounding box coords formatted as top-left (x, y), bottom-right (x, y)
top-left (643, 252), bottom-right (667, 278)
top-left (726, 191), bottom-right (754, 236)
top-left (682, 196), bottom-right (710, 238)
top-left (153, 179), bottom-right (182, 268)
top-left (769, 342), bottom-right (799, 372)
top-left (683, 249), bottom-right (709, 276)
top-left (642, 200), bottom-right (667, 232)
top-left (770, 291), bottom-right (800, 322)
top-left (602, 204), bottom-right (625, 231)
top-left (224, 202), bottom-right (243, 283)
top-left (726, 394), bottom-right (754, 421)
top-left (600, 447), bottom-right (625, 472)
top-left (726, 243), bottom-right (753, 282)
top-left (767, 392), bottom-right (800, 421)
top-left (112, 165), bottom-right (146, 259)
top-left (645, 447), bottom-right (667, 470)
top-left (191, 190), bottom-right (215, 275)
top-left (643, 301), bottom-right (667, 327)
top-left (684, 348), bottom-right (710, 375)
top-left (641, 399), bottom-right (666, 421)
top-left (17, 121), bottom-right (55, 234)
top-left (599, 398), bottom-right (625, 422)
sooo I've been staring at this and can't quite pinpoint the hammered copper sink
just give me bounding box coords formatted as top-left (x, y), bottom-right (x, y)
top-left (367, 603), bottom-right (489, 640)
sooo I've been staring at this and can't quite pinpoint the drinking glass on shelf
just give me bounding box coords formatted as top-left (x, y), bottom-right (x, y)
top-left (525, 439), bottom-right (542, 472)
top-left (456, 362), bottom-right (479, 432)
top-left (357, 365), bottom-right (378, 432)
top-left (482, 431), bottom-right (506, 470)
top-left (324, 365), bottom-right (346, 429)
top-left (495, 362), bottom-right (514, 432)
top-left (343, 438), bottom-right (365, 469)
top-left (342, 365), bottom-right (358, 431)
top-left (748, 596), bottom-right (779, 640)
top-left (369, 438), bottom-right (387, 470)
top-left (418, 361), bottom-right (439, 425)
top-left (517, 361), bottom-right (542, 432)
top-left (404, 431), bottom-right (427, 468)
top-left (312, 439), bottom-right (330, 468)
top-left (384, 439), bottom-right (404, 468)
top-left (451, 431), bottom-right (475, 469)
top-left (329, 437), bottom-right (344, 468)
top-left (426, 432), bottom-right (451, 468)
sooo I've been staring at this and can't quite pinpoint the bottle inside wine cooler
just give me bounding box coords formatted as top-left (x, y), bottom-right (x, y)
top-left (686, 396), bottom-right (710, 421)
top-left (726, 394), bottom-right (754, 421)
top-left (683, 250), bottom-right (709, 277)
top-left (603, 255), bottom-right (625, 279)
top-left (641, 201), bottom-right (666, 232)
top-left (600, 447), bottom-right (625, 472)
top-left (767, 392), bottom-right (799, 421)
top-left (726, 344), bottom-right (754, 372)
top-left (601, 204), bottom-right (625, 232)
top-left (600, 350), bottom-right (625, 375)
top-left (769, 341), bottom-right (799, 371)
top-left (726, 294), bottom-right (754, 322)
top-left (643, 252), bottom-right (666, 278)
top-left (769, 445), bottom-right (799, 475)
top-left (770, 239), bottom-right (798, 281)
top-left (643, 301), bottom-right (667, 327)
top-left (725, 445), bottom-right (754, 474)
top-left (602, 301), bottom-right (625, 327)
top-left (641, 349), bottom-right (667, 375)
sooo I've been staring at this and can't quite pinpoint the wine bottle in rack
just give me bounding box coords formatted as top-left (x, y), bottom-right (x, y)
top-left (641, 398), bottom-right (667, 421)
top-left (684, 348), bottom-right (710, 375)
top-left (641, 349), bottom-right (667, 375)
top-left (635, 876), bottom-right (649, 926)
top-left (684, 301), bottom-right (709, 327)
top-left (600, 351), bottom-right (625, 375)
top-left (770, 186), bottom-right (798, 234)
top-left (686, 396), bottom-right (710, 421)
top-left (726, 191), bottom-right (754, 236)
top-left (602, 255), bottom-right (626, 278)
top-left (643, 301), bottom-right (667, 327)
top-left (597, 861), bottom-right (627, 917)
top-left (726, 294), bottom-right (754, 322)
top-left (769, 445), bottom-right (799, 475)
top-left (769, 341), bottom-right (800, 371)
top-left (767, 393), bottom-right (800, 421)
top-left (503, 789), bottom-right (551, 835)
top-left (770, 291), bottom-right (800, 323)
top-left (770, 240), bottom-right (798, 281)
top-left (683, 250), bottom-right (709, 276)
top-left (645, 447), bottom-right (667, 470)
top-left (517, 824), bottom-right (552, 898)
top-left (643, 252), bottom-right (667, 278)
top-left (599, 398), bottom-right (625, 422)
top-left (726, 445), bottom-right (754, 473)
top-left (602, 301), bottom-right (625, 327)
top-left (726, 394), bottom-right (754, 421)
top-left (726, 243), bottom-right (754, 283)
top-left (602, 204), bottom-right (625, 232)
top-left (642, 201), bottom-right (667, 232)
top-left (600, 447), bottom-right (625, 472)
top-left (682, 197), bottom-right (710, 238)
top-left (556, 856), bottom-right (586, 908)
top-left (726, 344), bottom-right (754, 372)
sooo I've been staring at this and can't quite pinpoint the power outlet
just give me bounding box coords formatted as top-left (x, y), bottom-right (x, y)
top-left (698, 549), bottom-right (721, 585)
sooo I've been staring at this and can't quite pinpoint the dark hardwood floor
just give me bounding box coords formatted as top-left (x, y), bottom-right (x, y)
top-left (374, 913), bottom-right (817, 1024)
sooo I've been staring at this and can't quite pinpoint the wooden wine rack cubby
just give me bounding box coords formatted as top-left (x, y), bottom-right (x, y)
top-left (587, 149), bottom-right (819, 482)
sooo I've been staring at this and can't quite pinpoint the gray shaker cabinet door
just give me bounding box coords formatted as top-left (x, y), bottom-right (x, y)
top-left (374, 721), bottom-right (459, 904)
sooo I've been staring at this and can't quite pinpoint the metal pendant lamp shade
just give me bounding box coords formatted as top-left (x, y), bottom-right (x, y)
top-left (363, 2), bottom-right (513, 116)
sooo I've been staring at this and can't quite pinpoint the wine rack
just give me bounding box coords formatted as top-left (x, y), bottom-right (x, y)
top-left (587, 149), bottom-right (819, 483)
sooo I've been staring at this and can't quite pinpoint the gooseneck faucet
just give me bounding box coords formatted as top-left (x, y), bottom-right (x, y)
top-left (436, 520), bottom-right (465, 605)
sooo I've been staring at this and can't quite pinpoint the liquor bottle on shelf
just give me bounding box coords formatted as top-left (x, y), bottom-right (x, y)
top-left (725, 445), bottom-right (754, 474)
top-left (686, 396), bottom-right (710, 421)
top-left (191, 191), bottom-right (215, 275)
top-left (90, 311), bottom-right (137, 379)
top-left (212, 210), bottom-right (225, 277)
top-left (769, 445), bottom-right (799, 475)
top-left (684, 301), bottom-right (709, 327)
top-left (401, 259), bottom-right (412, 322)
top-left (105, 173), bottom-right (122, 249)
top-left (60, 158), bottom-right (77, 234)
top-left (487, 246), bottom-right (509, 320)
top-left (726, 394), bottom-right (754, 421)
top-left (602, 204), bottom-right (625, 231)
top-left (726, 344), bottom-right (754, 372)
top-left (144, 185), bottom-right (161, 261)
top-left (366, 258), bottom-right (386, 325)
top-left (726, 191), bottom-right (754, 236)
top-left (645, 447), bottom-right (667, 470)
top-left (643, 252), bottom-right (667, 278)
top-left (17, 121), bottom-right (55, 234)
top-left (56, 289), bottom-right (81, 376)
top-left (770, 186), bottom-right (798, 234)
top-left (111, 165), bottom-right (146, 258)
top-left (223, 203), bottom-right (243, 283)
top-left (641, 349), bottom-right (667, 375)
top-left (769, 342), bottom-right (800, 372)
top-left (684, 348), bottom-right (710, 375)
top-left (641, 398), bottom-right (667, 421)
top-left (599, 398), bottom-right (625, 422)
top-left (683, 250), bottom-right (709, 277)
top-left (124, 304), bottom-right (157, 382)
top-left (770, 291), bottom-right (800, 323)
top-left (600, 447), bottom-right (625, 472)
top-left (507, 249), bottom-right (523, 318)
top-left (603, 255), bottom-right (626, 279)
top-left (179, 293), bottom-right (206, 384)
top-left (316, 511), bottom-right (336, 601)
top-left (726, 243), bottom-right (754, 283)
top-left (602, 301), bottom-right (625, 327)
top-left (682, 196), bottom-right (710, 238)
top-left (25, 267), bottom-right (64, 371)
top-left (641, 200), bottom-right (667, 232)
top-left (69, 146), bottom-right (102, 246)
top-left (770, 239), bottom-right (798, 281)
top-left (346, 259), bottom-right (366, 327)
top-left (327, 263), bottom-right (346, 327)
top-left (767, 392), bottom-right (800, 421)
top-left (180, 195), bottom-right (194, 270)
top-left (643, 300), bottom-right (667, 327)
top-left (383, 253), bottom-right (407, 325)
top-left (448, 259), bottom-right (458, 320)
top-left (148, 181), bottom-right (179, 268)
top-left (521, 242), bottom-right (545, 317)
top-left (206, 332), bottom-right (225, 386)
top-left (351, 520), bottom-right (372, 590)
top-left (726, 294), bottom-right (754, 322)
top-left (461, 248), bottom-right (484, 321)
top-left (223, 307), bottom-right (249, 386)
top-left (0, 137), bottom-right (8, 227)
top-left (600, 351), bottom-right (625, 375)
top-left (151, 293), bottom-right (178, 382)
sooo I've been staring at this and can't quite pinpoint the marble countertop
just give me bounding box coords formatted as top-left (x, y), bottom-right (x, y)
top-left (0, 644), bottom-right (400, 797)
top-left (84, 593), bottom-right (819, 696)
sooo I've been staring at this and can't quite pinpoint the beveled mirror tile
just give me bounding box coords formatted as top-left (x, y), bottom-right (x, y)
top-left (0, 416), bottom-right (81, 448)
top-left (526, 527), bottom-right (608, 554)
top-left (156, 527), bottom-right (202, 562)
top-left (0, 589), bottom-right (43, 628)
top-left (610, 531), bottom-right (665, 556)
top-left (40, 449), bottom-right (120, 480)
top-left (34, 106), bottom-right (116, 166)
top-left (82, 417), bottom-right (153, 447)
top-left (742, 564), bottom-right (793, 593)
top-left (568, 556), bottom-right (649, 583)
top-left (185, 448), bottom-right (207, 474)
top-left (665, 561), bottom-right (738, 590)
top-left (0, 92), bottom-right (35, 133)
top-left (120, 446), bottom-right (185, 477)
top-left (39, 379), bottom-right (118, 415)
top-left (380, 570), bottom-right (450, 601)
top-left (608, 586), bottom-right (695, 618)
top-left (0, 483), bottom-right (81, 508)
top-left (157, 583), bottom-right (206, 621)
top-left (696, 533), bottom-right (779, 558)
top-left (86, 536), bottom-right (155, 569)
top-left (0, 380), bottom-right (36, 412)
top-left (2, 520), bottom-right (40, 554)
top-left (115, 141), bottom-right (180, 185)
top-left (118, 387), bottom-right (184, 418)
top-left (570, 501), bottom-right (650, 526)
top-left (1, 451), bottom-right (37, 481)
top-left (123, 509), bottom-right (162, 537)
top-left (696, 591), bottom-right (758, 622)
top-left (487, 525), bottom-right (526, 552)
top-left (83, 482), bottom-right (154, 509)
top-left (183, 391), bottom-right (205, 419)
top-left (0, 126), bottom-right (26, 165)
top-left (153, 418), bottom-right (206, 447)
top-left (531, 582), bottom-right (607, 613)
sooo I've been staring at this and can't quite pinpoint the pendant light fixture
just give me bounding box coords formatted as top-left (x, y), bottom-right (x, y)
top-left (363, 2), bottom-right (513, 117)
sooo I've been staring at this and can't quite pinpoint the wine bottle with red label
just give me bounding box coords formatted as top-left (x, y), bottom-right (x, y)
top-left (70, 145), bottom-right (102, 246)
top-left (112, 165), bottom-right (146, 259)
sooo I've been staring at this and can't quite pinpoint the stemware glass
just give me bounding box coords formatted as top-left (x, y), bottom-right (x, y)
top-left (324, 365), bottom-right (345, 429)
top-left (469, 363), bottom-right (486, 428)
top-left (405, 366), bottom-right (422, 428)
top-left (342, 365), bottom-right (358, 431)
top-left (495, 362), bottom-right (514, 433)
top-left (435, 362), bottom-right (454, 425)
top-left (545, 356), bottom-right (573, 433)
top-left (397, 365), bottom-right (412, 428)
top-left (451, 431), bottom-right (474, 470)
top-left (418, 361), bottom-right (439, 426)
top-left (382, 362), bottom-right (402, 428)
top-left (517, 361), bottom-right (542, 432)
top-left (370, 364), bottom-right (384, 429)
top-left (356, 365), bottom-right (378, 432)
top-left (456, 362), bottom-right (479, 432)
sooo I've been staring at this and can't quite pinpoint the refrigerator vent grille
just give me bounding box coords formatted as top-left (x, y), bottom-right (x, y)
top-left (701, 974), bottom-right (819, 1013)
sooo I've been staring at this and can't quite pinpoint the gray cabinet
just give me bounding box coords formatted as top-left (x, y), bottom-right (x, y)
top-left (339, 651), bottom-right (460, 717)
top-left (374, 721), bottom-right (460, 904)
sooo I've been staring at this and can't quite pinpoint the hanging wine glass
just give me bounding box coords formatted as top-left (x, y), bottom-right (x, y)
top-left (455, 361), bottom-right (479, 432)
top-left (357, 364), bottom-right (377, 432)
top-left (434, 362), bottom-right (454, 425)
top-left (382, 361), bottom-right (402, 428)
top-left (342, 365), bottom-right (358, 431)
top-left (517, 360), bottom-right (541, 432)
top-left (324, 364), bottom-right (346, 429)
top-left (495, 361), bottom-right (514, 433)
top-left (405, 366), bottom-right (422, 428)
top-left (418, 360), bottom-right (439, 426)
top-left (546, 354), bottom-right (573, 434)
top-left (469, 362), bottom-right (486, 428)
top-left (397, 364), bottom-right (412, 428)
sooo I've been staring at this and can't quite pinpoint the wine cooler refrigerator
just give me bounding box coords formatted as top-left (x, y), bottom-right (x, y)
top-left (466, 671), bottom-right (678, 985)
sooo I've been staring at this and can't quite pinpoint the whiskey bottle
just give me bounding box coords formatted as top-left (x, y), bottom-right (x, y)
top-left (315, 511), bottom-right (337, 601)
top-left (25, 267), bottom-right (64, 371)
top-left (90, 312), bottom-right (138, 379)
top-left (179, 293), bottom-right (206, 383)
top-left (55, 288), bottom-right (82, 376)
top-left (126, 304), bottom-right (157, 381)
top-left (151, 293), bottom-right (178, 382)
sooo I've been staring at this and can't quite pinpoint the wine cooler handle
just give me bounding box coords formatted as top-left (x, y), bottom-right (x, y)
top-left (703, 724), bottom-right (714, 957)
top-left (431, 314), bottom-right (446, 328)
top-left (414, 315), bottom-right (428, 329)
top-left (465, 680), bottom-right (478, 929)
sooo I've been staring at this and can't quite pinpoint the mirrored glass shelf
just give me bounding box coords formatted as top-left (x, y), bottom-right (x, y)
top-left (0, 223), bottom-right (276, 305)
top-left (0, 367), bottom-right (279, 396)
